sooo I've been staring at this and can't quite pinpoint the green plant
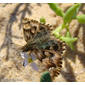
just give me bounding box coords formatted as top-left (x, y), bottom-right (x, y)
top-left (40, 71), bottom-right (52, 82)
top-left (47, 3), bottom-right (85, 50)
top-left (40, 17), bottom-right (46, 24)
top-left (39, 4), bottom-right (85, 82)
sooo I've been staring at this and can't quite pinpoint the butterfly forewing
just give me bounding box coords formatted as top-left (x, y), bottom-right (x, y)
top-left (22, 18), bottom-right (54, 42)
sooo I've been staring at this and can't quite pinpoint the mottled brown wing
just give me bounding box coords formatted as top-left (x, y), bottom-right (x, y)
top-left (22, 18), bottom-right (54, 42)
top-left (32, 38), bottom-right (66, 78)
top-left (22, 18), bottom-right (67, 79)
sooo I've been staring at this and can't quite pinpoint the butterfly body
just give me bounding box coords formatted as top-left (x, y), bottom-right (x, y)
top-left (20, 18), bottom-right (66, 79)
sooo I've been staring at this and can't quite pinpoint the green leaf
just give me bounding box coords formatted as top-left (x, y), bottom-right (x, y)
top-left (64, 3), bottom-right (81, 24)
top-left (62, 23), bottom-right (66, 29)
top-left (40, 17), bottom-right (46, 24)
top-left (60, 36), bottom-right (77, 50)
top-left (72, 4), bottom-right (81, 19)
top-left (60, 36), bottom-right (77, 43)
top-left (68, 42), bottom-right (75, 50)
top-left (52, 25), bottom-right (62, 38)
top-left (48, 3), bottom-right (64, 17)
top-left (77, 14), bottom-right (85, 24)
top-left (65, 31), bottom-right (71, 37)
top-left (40, 71), bottom-right (52, 82)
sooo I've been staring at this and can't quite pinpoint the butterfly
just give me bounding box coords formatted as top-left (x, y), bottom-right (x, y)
top-left (19, 18), bottom-right (66, 79)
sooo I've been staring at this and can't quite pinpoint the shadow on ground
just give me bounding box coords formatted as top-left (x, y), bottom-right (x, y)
top-left (61, 4), bottom-right (85, 82)
top-left (0, 3), bottom-right (41, 60)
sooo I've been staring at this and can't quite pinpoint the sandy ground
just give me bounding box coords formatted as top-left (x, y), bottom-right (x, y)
top-left (0, 3), bottom-right (85, 82)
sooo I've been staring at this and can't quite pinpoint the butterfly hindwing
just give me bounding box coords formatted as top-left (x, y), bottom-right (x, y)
top-left (29, 38), bottom-right (66, 78)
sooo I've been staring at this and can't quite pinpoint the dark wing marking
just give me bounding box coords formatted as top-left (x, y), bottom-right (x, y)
top-left (22, 18), bottom-right (54, 42)
top-left (21, 18), bottom-right (67, 78)
top-left (31, 38), bottom-right (66, 78)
